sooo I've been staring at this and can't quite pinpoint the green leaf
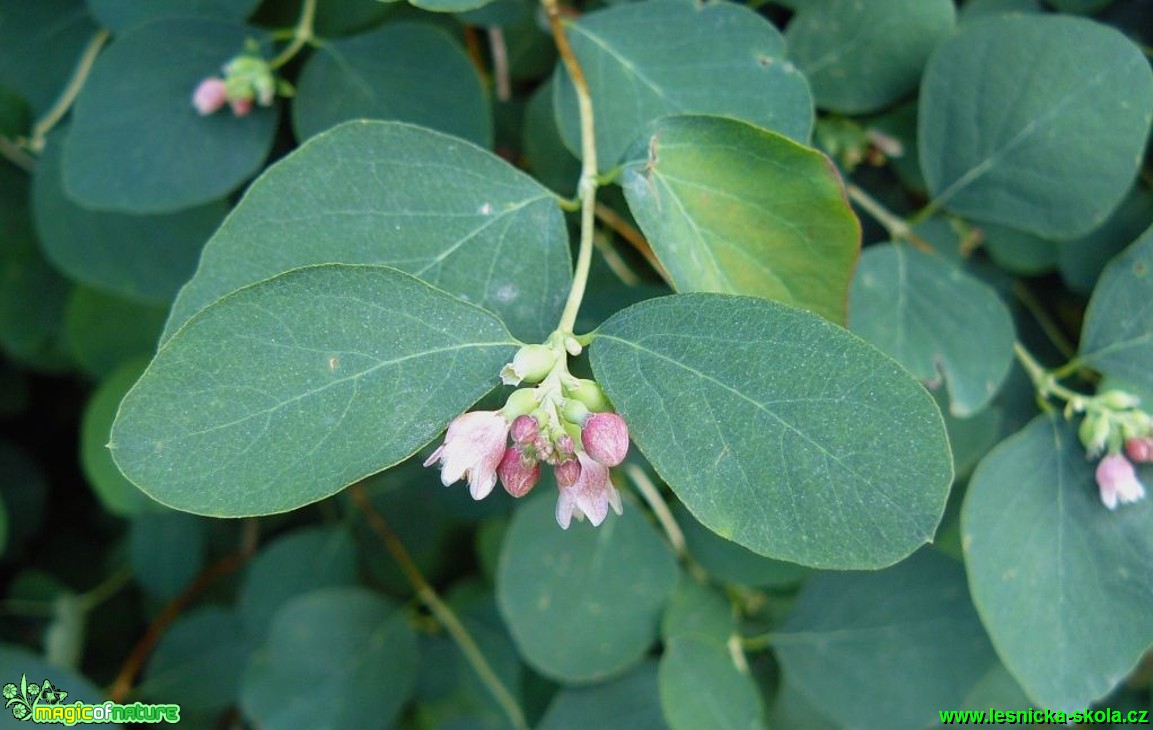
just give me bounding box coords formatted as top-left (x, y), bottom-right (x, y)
top-left (0, 644), bottom-right (120, 727)
top-left (129, 512), bottom-right (207, 600)
top-left (673, 502), bottom-right (808, 589)
top-left (980, 223), bottom-right (1058, 276)
top-left (138, 607), bottom-right (253, 712)
top-left (165, 120), bottom-right (570, 344)
top-left (0, 0), bottom-right (98, 115)
top-left (86, 0), bottom-right (260, 31)
top-left (659, 636), bottom-right (764, 730)
top-left (64, 288), bottom-right (165, 379)
top-left (959, 0), bottom-right (1041, 21)
top-left (81, 358), bottom-right (166, 517)
top-left (0, 163), bottom-right (71, 370)
top-left (785, 0), bottom-right (956, 115)
top-left (406, 0), bottom-right (496, 13)
top-left (919, 14), bottom-right (1153, 239)
top-left (620, 115), bottom-right (859, 323)
top-left (537, 661), bottom-right (669, 730)
top-left (33, 131), bottom-right (223, 305)
top-left (1077, 224), bottom-right (1153, 392)
top-left (240, 587), bottom-right (417, 729)
top-left (964, 414), bottom-right (1153, 711)
top-left (775, 550), bottom-right (997, 730)
top-left (292, 23), bottom-right (490, 147)
top-left (553, 0), bottom-right (812, 171)
top-left (590, 293), bottom-right (953, 569)
top-left (1057, 186), bottom-right (1153, 295)
top-left (661, 576), bottom-right (734, 645)
top-left (237, 525), bottom-right (359, 638)
top-left (63, 19), bottom-right (279, 213)
top-left (848, 243), bottom-right (1015, 416)
top-left (111, 264), bottom-right (517, 517)
top-left (496, 492), bottom-right (679, 683)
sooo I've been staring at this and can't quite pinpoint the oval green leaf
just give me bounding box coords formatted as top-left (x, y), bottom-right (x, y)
top-left (1076, 224), bottom-right (1153, 392)
top-left (292, 23), bottom-right (490, 147)
top-left (129, 511), bottom-right (207, 600)
top-left (620, 115), bottom-right (860, 323)
top-left (237, 525), bottom-right (359, 638)
top-left (64, 288), bottom-right (166, 379)
top-left (659, 636), bottom-right (764, 730)
top-left (661, 576), bottom-right (734, 645)
top-left (87, 0), bottom-right (260, 31)
top-left (849, 243), bottom-right (1015, 416)
top-left (138, 607), bottom-right (253, 712)
top-left (963, 414), bottom-right (1153, 711)
top-left (537, 661), bottom-right (669, 730)
top-left (81, 359), bottom-right (165, 517)
top-left (165, 120), bottom-right (570, 344)
top-left (590, 293), bottom-right (953, 569)
top-left (775, 550), bottom-right (997, 730)
top-left (63, 19), bottom-right (278, 213)
top-left (496, 492), bottom-right (679, 683)
top-left (674, 502), bottom-right (809, 589)
top-left (919, 14), bottom-right (1153, 239)
top-left (34, 130), bottom-right (222, 305)
top-left (553, 0), bottom-right (812, 171)
top-left (240, 587), bottom-right (417, 730)
top-left (0, 0), bottom-right (98, 115)
top-left (111, 264), bottom-right (517, 517)
top-left (786, 0), bottom-right (956, 114)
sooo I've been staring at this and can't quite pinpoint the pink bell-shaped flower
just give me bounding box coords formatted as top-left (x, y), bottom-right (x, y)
top-left (555, 452), bottom-right (623, 529)
top-left (1095, 453), bottom-right (1146, 510)
top-left (424, 411), bottom-right (510, 500)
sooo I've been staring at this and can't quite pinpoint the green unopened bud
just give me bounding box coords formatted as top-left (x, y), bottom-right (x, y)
top-left (567, 379), bottom-right (611, 412)
top-left (1079, 412), bottom-right (1111, 458)
top-left (501, 344), bottom-right (556, 386)
top-left (502, 387), bottom-right (540, 418)
top-left (1097, 389), bottom-right (1141, 411)
top-left (561, 398), bottom-right (591, 426)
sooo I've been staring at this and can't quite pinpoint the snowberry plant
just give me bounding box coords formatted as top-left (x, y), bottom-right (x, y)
top-left (1, 0), bottom-right (1152, 727)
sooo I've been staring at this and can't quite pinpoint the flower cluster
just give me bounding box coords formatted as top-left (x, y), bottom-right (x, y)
top-left (1077, 389), bottom-right (1150, 510)
top-left (424, 339), bottom-right (630, 528)
top-left (191, 40), bottom-right (289, 117)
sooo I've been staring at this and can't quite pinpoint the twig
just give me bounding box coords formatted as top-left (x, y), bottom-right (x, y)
top-left (623, 464), bottom-right (685, 557)
top-left (846, 183), bottom-right (933, 253)
top-left (27, 29), bottom-right (110, 153)
top-left (1011, 282), bottom-right (1076, 360)
top-left (544, 0), bottom-right (598, 335)
top-left (269, 0), bottom-right (316, 69)
top-left (487, 27), bottom-right (511, 102)
top-left (108, 520), bottom-right (258, 702)
top-left (0, 136), bottom-right (37, 171)
top-left (593, 202), bottom-right (669, 283)
top-left (348, 484), bottom-right (528, 730)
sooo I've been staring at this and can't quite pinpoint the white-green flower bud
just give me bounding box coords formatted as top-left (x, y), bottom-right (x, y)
top-left (502, 387), bottom-right (540, 419)
top-left (1097, 389), bottom-right (1141, 411)
top-left (566, 379), bottom-right (611, 412)
top-left (561, 398), bottom-right (591, 426)
top-left (1079, 412), bottom-right (1111, 458)
top-left (500, 344), bottom-right (556, 386)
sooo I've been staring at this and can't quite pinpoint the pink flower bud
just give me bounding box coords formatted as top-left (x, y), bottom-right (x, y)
top-left (192, 77), bottom-right (228, 115)
top-left (424, 410), bottom-right (510, 500)
top-left (498, 447), bottom-right (540, 498)
top-left (511, 415), bottom-right (538, 444)
top-left (230, 97), bottom-right (253, 117)
top-left (1125, 437), bottom-right (1153, 464)
top-left (1095, 453), bottom-right (1146, 510)
top-left (555, 458), bottom-right (580, 488)
top-left (581, 412), bottom-right (629, 467)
